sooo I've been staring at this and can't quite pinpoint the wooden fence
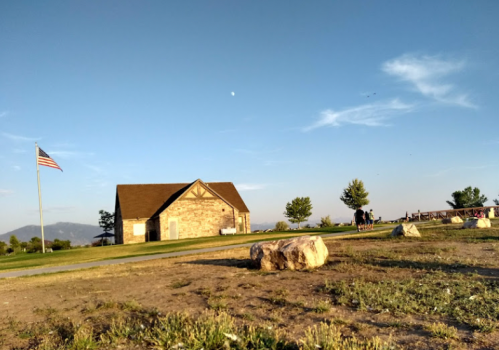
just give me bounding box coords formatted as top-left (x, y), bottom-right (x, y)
top-left (412, 206), bottom-right (499, 221)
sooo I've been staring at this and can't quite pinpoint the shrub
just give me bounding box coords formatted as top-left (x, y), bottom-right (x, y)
top-left (274, 221), bottom-right (289, 231)
top-left (319, 215), bottom-right (334, 228)
top-left (92, 239), bottom-right (111, 247)
top-left (51, 239), bottom-right (71, 251)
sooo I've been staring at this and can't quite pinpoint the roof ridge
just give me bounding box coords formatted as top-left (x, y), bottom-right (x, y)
top-left (117, 182), bottom-right (190, 186)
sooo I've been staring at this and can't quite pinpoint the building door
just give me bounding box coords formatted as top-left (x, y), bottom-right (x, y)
top-left (238, 216), bottom-right (244, 233)
top-left (169, 218), bottom-right (178, 240)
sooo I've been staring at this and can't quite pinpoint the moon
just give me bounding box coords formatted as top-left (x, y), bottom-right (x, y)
top-left (231, 92), bottom-right (235, 96)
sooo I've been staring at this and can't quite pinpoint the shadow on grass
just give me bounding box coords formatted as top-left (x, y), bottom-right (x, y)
top-left (185, 258), bottom-right (255, 269)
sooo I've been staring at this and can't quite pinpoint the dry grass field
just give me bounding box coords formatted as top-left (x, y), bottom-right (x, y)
top-left (1, 222), bottom-right (499, 349)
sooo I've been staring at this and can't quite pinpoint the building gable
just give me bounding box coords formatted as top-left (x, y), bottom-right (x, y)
top-left (115, 179), bottom-right (249, 221)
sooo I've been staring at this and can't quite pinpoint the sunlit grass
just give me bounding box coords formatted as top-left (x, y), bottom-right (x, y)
top-left (0, 226), bottom-right (356, 273)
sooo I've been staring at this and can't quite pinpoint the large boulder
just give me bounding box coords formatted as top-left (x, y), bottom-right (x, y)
top-left (462, 218), bottom-right (491, 229)
top-left (442, 216), bottom-right (463, 224)
top-left (391, 224), bottom-right (421, 238)
top-left (250, 236), bottom-right (329, 271)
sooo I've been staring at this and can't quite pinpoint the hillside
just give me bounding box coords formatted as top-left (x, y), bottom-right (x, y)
top-left (0, 222), bottom-right (108, 246)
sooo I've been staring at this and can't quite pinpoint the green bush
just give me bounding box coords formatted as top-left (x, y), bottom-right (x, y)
top-left (274, 221), bottom-right (289, 231)
top-left (319, 215), bottom-right (334, 228)
top-left (51, 239), bottom-right (71, 251)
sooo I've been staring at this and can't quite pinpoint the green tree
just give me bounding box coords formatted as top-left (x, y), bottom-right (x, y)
top-left (340, 179), bottom-right (370, 210)
top-left (28, 237), bottom-right (42, 253)
top-left (51, 239), bottom-right (71, 251)
top-left (9, 235), bottom-right (20, 250)
top-left (99, 210), bottom-right (115, 232)
top-left (274, 221), bottom-right (289, 231)
top-left (446, 186), bottom-right (488, 209)
top-left (0, 242), bottom-right (7, 255)
top-left (494, 195), bottom-right (499, 206)
top-left (284, 197), bottom-right (313, 228)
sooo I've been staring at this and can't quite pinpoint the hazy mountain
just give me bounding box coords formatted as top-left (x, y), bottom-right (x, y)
top-left (0, 222), bottom-right (110, 246)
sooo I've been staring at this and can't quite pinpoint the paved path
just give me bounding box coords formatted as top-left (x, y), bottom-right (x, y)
top-left (0, 225), bottom-right (401, 279)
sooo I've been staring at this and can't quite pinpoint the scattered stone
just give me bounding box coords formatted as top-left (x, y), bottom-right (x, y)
top-left (462, 218), bottom-right (491, 229)
top-left (250, 236), bottom-right (329, 271)
top-left (391, 224), bottom-right (421, 238)
top-left (442, 216), bottom-right (463, 224)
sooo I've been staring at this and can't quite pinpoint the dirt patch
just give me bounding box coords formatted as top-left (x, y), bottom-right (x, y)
top-left (1, 230), bottom-right (499, 349)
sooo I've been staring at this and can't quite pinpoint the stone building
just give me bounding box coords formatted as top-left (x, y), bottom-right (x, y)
top-left (114, 179), bottom-right (250, 244)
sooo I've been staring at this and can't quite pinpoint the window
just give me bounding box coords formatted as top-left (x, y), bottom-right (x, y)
top-left (133, 223), bottom-right (146, 236)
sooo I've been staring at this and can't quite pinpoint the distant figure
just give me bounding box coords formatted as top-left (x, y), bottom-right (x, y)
top-left (405, 211), bottom-right (409, 222)
top-left (364, 210), bottom-right (370, 230)
top-left (355, 207), bottom-right (365, 232)
top-left (369, 209), bottom-right (375, 230)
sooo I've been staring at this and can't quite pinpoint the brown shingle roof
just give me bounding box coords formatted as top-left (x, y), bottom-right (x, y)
top-left (116, 180), bottom-right (249, 220)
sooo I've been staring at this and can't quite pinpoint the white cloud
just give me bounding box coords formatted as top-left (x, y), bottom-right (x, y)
top-left (84, 164), bottom-right (105, 174)
top-left (27, 205), bottom-right (77, 214)
top-left (304, 99), bottom-right (413, 131)
top-left (12, 165), bottom-right (21, 171)
top-left (382, 54), bottom-right (475, 108)
top-left (235, 183), bottom-right (266, 191)
top-left (234, 148), bottom-right (281, 156)
top-left (0, 111), bottom-right (8, 118)
top-left (0, 189), bottom-right (14, 197)
top-left (2, 132), bottom-right (39, 142)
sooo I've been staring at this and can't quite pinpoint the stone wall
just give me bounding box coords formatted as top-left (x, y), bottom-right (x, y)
top-left (159, 196), bottom-right (237, 240)
top-left (122, 218), bottom-right (154, 244)
top-left (243, 212), bottom-right (251, 233)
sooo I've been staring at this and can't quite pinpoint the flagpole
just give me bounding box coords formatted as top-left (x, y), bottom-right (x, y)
top-left (35, 142), bottom-right (46, 254)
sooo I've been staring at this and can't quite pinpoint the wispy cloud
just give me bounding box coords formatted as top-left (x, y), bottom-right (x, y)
top-left (2, 132), bottom-right (39, 142)
top-left (0, 189), bottom-right (14, 197)
top-left (235, 183), bottom-right (266, 191)
top-left (84, 164), bottom-right (106, 174)
top-left (0, 111), bottom-right (8, 118)
top-left (28, 205), bottom-right (77, 214)
top-left (12, 165), bottom-right (21, 171)
top-left (85, 179), bottom-right (109, 188)
top-left (304, 99), bottom-right (414, 131)
top-left (234, 148), bottom-right (281, 156)
top-left (382, 54), bottom-right (476, 108)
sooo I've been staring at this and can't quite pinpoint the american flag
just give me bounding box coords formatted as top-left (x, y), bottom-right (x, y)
top-left (37, 147), bottom-right (63, 171)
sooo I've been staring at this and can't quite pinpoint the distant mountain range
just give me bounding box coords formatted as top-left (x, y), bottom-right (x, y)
top-left (0, 222), bottom-right (108, 246)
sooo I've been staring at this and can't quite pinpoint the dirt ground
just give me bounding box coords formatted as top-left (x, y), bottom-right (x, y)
top-left (1, 233), bottom-right (499, 349)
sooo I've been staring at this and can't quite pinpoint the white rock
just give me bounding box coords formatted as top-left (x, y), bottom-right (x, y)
top-left (442, 216), bottom-right (463, 224)
top-left (250, 236), bottom-right (329, 271)
top-left (462, 218), bottom-right (491, 229)
top-left (391, 224), bottom-right (421, 238)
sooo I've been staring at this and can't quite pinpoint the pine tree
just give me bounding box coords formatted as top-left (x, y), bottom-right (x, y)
top-left (340, 179), bottom-right (370, 210)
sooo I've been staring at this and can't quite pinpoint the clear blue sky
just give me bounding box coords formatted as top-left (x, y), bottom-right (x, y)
top-left (1, 1), bottom-right (498, 234)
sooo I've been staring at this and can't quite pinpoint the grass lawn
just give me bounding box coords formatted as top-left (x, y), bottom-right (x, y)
top-left (2, 220), bottom-right (499, 349)
top-left (0, 225), bottom-right (361, 273)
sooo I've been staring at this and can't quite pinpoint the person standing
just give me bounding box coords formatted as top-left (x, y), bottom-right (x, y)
top-left (355, 207), bottom-right (365, 232)
top-left (369, 209), bottom-right (375, 230)
top-left (364, 210), bottom-right (370, 230)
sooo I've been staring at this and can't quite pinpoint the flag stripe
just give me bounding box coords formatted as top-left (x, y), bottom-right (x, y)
top-left (37, 147), bottom-right (62, 171)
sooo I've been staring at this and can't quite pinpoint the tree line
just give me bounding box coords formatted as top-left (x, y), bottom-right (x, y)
top-left (0, 235), bottom-right (71, 255)
top-left (278, 179), bottom-right (498, 229)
